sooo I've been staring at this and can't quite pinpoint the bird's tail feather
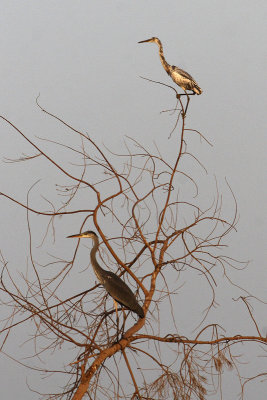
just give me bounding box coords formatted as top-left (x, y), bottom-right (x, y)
top-left (194, 84), bottom-right (203, 95)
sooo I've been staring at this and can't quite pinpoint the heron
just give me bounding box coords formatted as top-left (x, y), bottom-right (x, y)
top-left (67, 230), bottom-right (144, 319)
top-left (138, 37), bottom-right (202, 114)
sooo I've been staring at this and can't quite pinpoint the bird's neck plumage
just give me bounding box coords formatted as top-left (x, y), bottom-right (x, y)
top-left (156, 40), bottom-right (170, 74)
top-left (90, 236), bottom-right (105, 283)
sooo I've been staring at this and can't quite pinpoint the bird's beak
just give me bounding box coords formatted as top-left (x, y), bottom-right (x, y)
top-left (67, 233), bottom-right (83, 239)
top-left (138, 39), bottom-right (152, 44)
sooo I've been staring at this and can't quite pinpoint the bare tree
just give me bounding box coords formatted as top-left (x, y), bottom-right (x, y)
top-left (0, 93), bottom-right (266, 400)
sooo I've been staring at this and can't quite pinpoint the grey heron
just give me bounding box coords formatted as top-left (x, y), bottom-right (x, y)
top-left (138, 36), bottom-right (202, 95)
top-left (67, 230), bottom-right (144, 319)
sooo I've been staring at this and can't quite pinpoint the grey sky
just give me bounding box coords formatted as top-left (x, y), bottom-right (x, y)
top-left (1, 1), bottom-right (266, 399)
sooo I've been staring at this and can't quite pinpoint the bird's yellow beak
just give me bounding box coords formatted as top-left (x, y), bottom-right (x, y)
top-left (67, 233), bottom-right (83, 239)
top-left (138, 38), bottom-right (152, 44)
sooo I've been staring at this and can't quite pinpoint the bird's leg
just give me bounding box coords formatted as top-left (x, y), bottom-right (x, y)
top-left (121, 308), bottom-right (127, 334)
top-left (113, 299), bottom-right (120, 341)
top-left (176, 91), bottom-right (190, 117)
top-left (183, 91), bottom-right (190, 117)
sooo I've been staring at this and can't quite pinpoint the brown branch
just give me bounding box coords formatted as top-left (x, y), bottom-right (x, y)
top-left (133, 333), bottom-right (267, 346)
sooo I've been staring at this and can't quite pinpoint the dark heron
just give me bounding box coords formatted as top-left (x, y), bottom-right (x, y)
top-left (67, 230), bottom-right (144, 319)
top-left (138, 37), bottom-right (202, 114)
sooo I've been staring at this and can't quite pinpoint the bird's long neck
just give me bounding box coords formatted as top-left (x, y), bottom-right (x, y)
top-left (90, 236), bottom-right (105, 283)
top-left (156, 40), bottom-right (170, 74)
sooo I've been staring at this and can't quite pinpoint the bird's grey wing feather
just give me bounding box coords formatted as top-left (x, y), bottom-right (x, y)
top-left (103, 271), bottom-right (138, 305)
top-left (172, 65), bottom-right (195, 82)
top-left (100, 270), bottom-right (144, 318)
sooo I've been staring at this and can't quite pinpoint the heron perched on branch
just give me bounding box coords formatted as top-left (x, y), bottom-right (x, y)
top-left (138, 37), bottom-right (202, 96)
top-left (67, 230), bottom-right (144, 319)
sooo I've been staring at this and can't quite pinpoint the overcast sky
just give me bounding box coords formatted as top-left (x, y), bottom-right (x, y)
top-left (0, 1), bottom-right (266, 399)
